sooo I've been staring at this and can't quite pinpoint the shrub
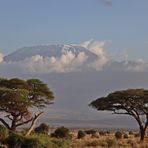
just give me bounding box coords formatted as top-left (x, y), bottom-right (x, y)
top-left (34, 123), bottom-right (50, 134)
top-left (123, 133), bottom-right (129, 139)
top-left (85, 129), bottom-right (96, 135)
top-left (129, 131), bottom-right (134, 135)
top-left (51, 126), bottom-right (70, 138)
top-left (99, 131), bottom-right (106, 136)
top-left (115, 131), bottom-right (122, 139)
top-left (22, 137), bottom-right (42, 148)
top-left (77, 130), bottom-right (86, 139)
top-left (4, 133), bottom-right (25, 148)
top-left (106, 131), bottom-right (110, 135)
top-left (134, 132), bottom-right (140, 137)
top-left (51, 139), bottom-right (70, 148)
top-left (106, 138), bottom-right (116, 147)
top-left (91, 133), bottom-right (99, 138)
top-left (0, 125), bottom-right (8, 142)
top-left (85, 140), bottom-right (99, 147)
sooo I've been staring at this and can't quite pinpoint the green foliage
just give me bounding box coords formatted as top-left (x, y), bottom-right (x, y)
top-left (89, 88), bottom-right (148, 112)
top-left (0, 125), bottom-right (8, 142)
top-left (4, 132), bottom-right (25, 148)
top-left (5, 132), bottom-right (53, 148)
top-left (27, 79), bottom-right (54, 108)
top-left (89, 88), bottom-right (148, 141)
top-left (51, 126), bottom-right (70, 139)
top-left (51, 139), bottom-right (70, 148)
top-left (22, 137), bottom-right (42, 148)
top-left (34, 123), bottom-right (50, 134)
top-left (115, 131), bottom-right (122, 139)
top-left (0, 77), bottom-right (54, 131)
top-left (77, 130), bottom-right (86, 139)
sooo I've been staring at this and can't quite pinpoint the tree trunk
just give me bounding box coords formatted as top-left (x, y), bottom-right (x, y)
top-left (140, 128), bottom-right (145, 142)
top-left (26, 112), bottom-right (43, 136)
top-left (11, 120), bottom-right (16, 131)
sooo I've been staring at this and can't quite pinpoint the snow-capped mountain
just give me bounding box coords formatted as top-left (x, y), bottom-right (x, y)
top-left (4, 44), bottom-right (98, 62)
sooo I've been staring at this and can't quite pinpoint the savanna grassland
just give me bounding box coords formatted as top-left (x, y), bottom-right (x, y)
top-left (1, 124), bottom-right (148, 148)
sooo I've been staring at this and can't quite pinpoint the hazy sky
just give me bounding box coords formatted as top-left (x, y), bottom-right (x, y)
top-left (0, 0), bottom-right (148, 60)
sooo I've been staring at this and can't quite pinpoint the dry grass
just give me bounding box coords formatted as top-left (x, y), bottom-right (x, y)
top-left (69, 130), bottom-right (148, 148)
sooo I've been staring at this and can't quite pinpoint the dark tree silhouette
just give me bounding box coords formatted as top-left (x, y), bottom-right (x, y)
top-left (0, 78), bottom-right (54, 132)
top-left (89, 89), bottom-right (148, 141)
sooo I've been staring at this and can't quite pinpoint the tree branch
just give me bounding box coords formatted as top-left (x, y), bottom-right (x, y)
top-left (16, 117), bottom-right (33, 127)
top-left (5, 115), bottom-right (13, 121)
top-left (0, 118), bottom-right (10, 129)
top-left (26, 112), bottom-right (43, 136)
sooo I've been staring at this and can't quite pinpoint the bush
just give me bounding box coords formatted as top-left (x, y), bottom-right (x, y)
top-left (115, 131), bottom-right (122, 139)
top-left (22, 137), bottom-right (42, 148)
top-left (129, 131), bottom-right (134, 135)
top-left (51, 139), bottom-right (70, 148)
top-left (134, 132), bottom-right (140, 137)
top-left (51, 126), bottom-right (70, 138)
top-left (85, 140), bottom-right (99, 147)
top-left (106, 131), bottom-right (110, 135)
top-left (4, 133), bottom-right (25, 148)
top-left (5, 132), bottom-right (52, 148)
top-left (99, 131), bottom-right (106, 136)
top-left (85, 129), bottom-right (96, 135)
top-left (106, 138), bottom-right (116, 147)
top-left (91, 133), bottom-right (99, 138)
top-left (77, 130), bottom-right (86, 139)
top-left (34, 123), bottom-right (50, 134)
top-left (0, 125), bottom-right (8, 142)
top-left (123, 133), bottom-right (129, 139)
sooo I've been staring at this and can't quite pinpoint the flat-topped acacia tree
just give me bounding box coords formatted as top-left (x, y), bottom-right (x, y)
top-left (89, 89), bottom-right (148, 141)
top-left (0, 78), bottom-right (54, 133)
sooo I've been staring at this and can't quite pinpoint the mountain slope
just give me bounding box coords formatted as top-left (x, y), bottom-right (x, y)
top-left (4, 44), bottom-right (98, 62)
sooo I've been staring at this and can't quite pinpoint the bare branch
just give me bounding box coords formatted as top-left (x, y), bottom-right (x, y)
top-left (0, 118), bottom-right (10, 129)
top-left (26, 112), bottom-right (43, 136)
top-left (16, 118), bottom-right (33, 127)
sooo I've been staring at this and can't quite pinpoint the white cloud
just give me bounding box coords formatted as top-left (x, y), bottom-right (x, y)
top-left (0, 53), bottom-right (4, 63)
top-left (1, 40), bottom-right (148, 75)
top-left (126, 59), bottom-right (148, 72)
top-left (80, 39), bottom-right (108, 70)
top-left (23, 49), bottom-right (88, 73)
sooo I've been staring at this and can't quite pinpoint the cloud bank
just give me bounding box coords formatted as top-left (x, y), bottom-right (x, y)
top-left (80, 39), bottom-right (108, 70)
top-left (0, 40), bottom-right (148, 75)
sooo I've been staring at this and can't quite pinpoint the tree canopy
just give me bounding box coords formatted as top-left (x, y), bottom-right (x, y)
top-left (89, 89), bottom-right (148, 141)
top-left (0, 78), bottom-right (54, 131)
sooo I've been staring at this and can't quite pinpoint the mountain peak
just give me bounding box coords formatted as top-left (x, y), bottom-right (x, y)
top-left (4, 44), bottom-right (98, 62)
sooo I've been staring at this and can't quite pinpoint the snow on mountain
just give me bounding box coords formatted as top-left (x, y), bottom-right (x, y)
top-left (3, 41), bottom-right (109, 73)
top-left (4, 44), bottom-right (97, 62)
top-left (2, 40), bottom-right (148, 74)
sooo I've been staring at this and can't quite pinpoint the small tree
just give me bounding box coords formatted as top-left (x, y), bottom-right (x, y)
top-left (0, 78), bottom-right (54, 132)
top-left (89, 89), bottom-right (148, 141)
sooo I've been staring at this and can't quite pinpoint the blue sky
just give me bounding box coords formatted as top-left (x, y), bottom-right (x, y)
top-left (0, 0), bottom-right (148, 60)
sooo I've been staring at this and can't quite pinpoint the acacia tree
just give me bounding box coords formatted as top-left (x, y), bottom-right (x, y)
top-left (0, 78), bottom-right (54, 132)
top-left (89, 89), bottom-right (148, 141)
